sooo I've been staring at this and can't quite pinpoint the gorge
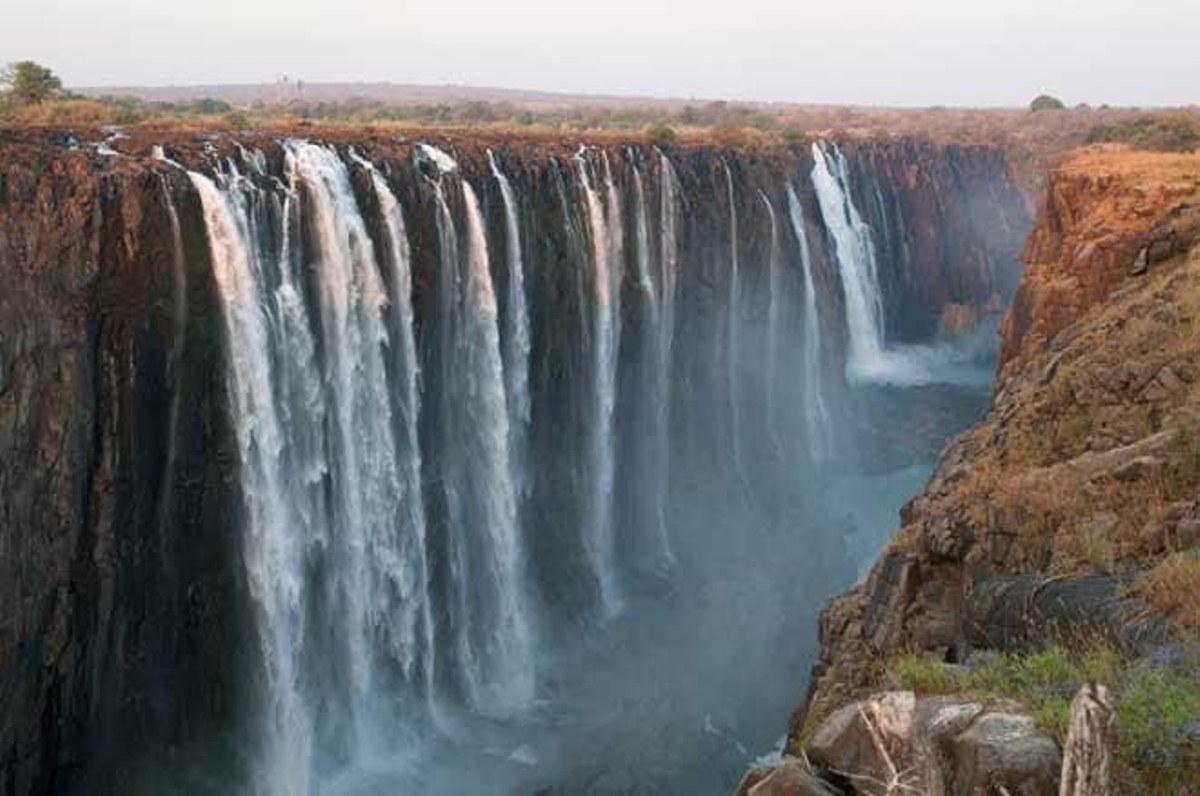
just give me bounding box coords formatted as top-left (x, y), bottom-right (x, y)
top-left (0, 128), bottom-right (1030, 795)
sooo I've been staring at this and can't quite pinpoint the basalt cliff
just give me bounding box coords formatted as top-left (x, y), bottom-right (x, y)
top-left (748, 147), bottom-right (1200, 795)
top-left (0, 125), bottom-right (1032, 795)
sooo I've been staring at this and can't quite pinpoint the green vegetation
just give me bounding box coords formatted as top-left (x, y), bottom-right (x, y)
top-left (1, 60), bottom-right (62, 105)
top-left (1087, 114), bottom-right (1200, 153)
top-left (645, 123), bottom-right (677, 146)
top-left (888, 644), bottom-right (1200, 793)
top-left (1030, 94), bottom-right (1066, 112)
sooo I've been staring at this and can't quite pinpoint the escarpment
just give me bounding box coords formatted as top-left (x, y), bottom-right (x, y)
top-left (0, 127), bottom-right (1029, 795)
top-left (775, 146), bottom-right (1200, 795)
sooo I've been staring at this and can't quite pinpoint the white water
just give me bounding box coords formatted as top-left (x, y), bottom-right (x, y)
top-left (629, 155), bottom-right (657, 304)
top-left (722, 161), bottom-right (747, 486)
top-left (488, 150), bottom-right (532, 499)
top-left (811, 141), bottom-right (994, 388)
top-left (576, 148), bottom-right (624, 617)
top-left (758, 189), bottom-right (784, 454)
top-left (653, 152), bottom-right (681, 566)
top-left (785, 183), bottom-right (832, 463)
top-left (189, 168), bottom-right (317, 796)
top-left (629, 156), bottom-right (675, 569)
top-left (353, 153), bottom-right (440, 725)
top-left (430, 173), bottom-right (536, 716)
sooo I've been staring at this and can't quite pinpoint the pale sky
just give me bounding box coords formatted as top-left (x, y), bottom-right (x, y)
top-left (4, 0), bottom-right (1197, 107)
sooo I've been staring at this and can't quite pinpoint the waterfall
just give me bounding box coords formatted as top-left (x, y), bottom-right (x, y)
top-left (189, 167), bottom-right (318, 796)
top-left (722, 161), bottom-right (746, 487)
top-left (785, 182), bottom-right (831, 463)
top-left (576, 147), bottom-right (624, 617)
top-left (654, 152), bottom-right (680, 565)
top-left (284, 142), bottom-right (420, 757)
top-left (154, 176), bottom-right (188, 553)
top-left (488, 151), bottom-right (532, 497)
top-left (427, 149), bottom-right (536, 715)
top-left (758, 189), bottom-right (785, 456)
top-left (351, 152), bottom-right (439, 724)
top-left (629, 153), bottom-right (657, 303)
top-left (628, 154), bottom-right (676, 570)
top-left (810, 141), bottom-right (889, 383)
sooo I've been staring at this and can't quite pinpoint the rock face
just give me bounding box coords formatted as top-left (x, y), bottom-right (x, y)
top-left (0, 139), bottom-right (248, 796)
top-left (783, 146), bottom-right (1200, 791)
top-left (752, 692), bottom-right (1059, 796)
top-left (0, 127), bottom-right (1029, 795)
top-left (1000, 147), bottom-right (1200, 375)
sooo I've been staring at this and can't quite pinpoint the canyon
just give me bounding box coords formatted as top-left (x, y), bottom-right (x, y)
top-left (1, 123), bottom-right (1061, 795)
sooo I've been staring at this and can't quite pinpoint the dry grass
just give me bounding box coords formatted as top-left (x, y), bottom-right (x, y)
top-left (1135, 551), bottom-right (1200, 630)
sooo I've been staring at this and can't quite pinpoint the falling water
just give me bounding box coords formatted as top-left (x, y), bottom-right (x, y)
top-left (426, 147), bottom-right (536, 715)
top-left (189, 167), bottom-right (316, 796)
top-left (629, 153), bottom-right (657, 303)
top-left (810, 142), bottom-right (888, 382)
top-left (352, 152), bottom-right (439, 725)
top-left (154, 175), bottom-right (188, 553)
top-left (785, 182), bottom-right (831, 462)
top-left (628, 155), bottom-right (675, 569)
top-left (758, 189), bottom-right (783, 454)
top-left (576, 147), bottom-right (624, 617)
top-left (722, 161), bottom-right (747, 487)
top-left (653, 152), bottom-right (681, 565)
top-left (488, 151), bottom-right (533, 499)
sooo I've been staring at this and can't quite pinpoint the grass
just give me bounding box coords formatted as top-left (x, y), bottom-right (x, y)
top-left (1162, 423), bottom-right (1200, 501)
top-left (1134, 551), bottom-right (1200, 629)
top-left (886, 644), bottom-right (1199, 793)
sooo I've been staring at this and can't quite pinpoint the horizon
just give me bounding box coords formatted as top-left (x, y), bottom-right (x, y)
top-left (5, 0), bottom-right (1198, 108)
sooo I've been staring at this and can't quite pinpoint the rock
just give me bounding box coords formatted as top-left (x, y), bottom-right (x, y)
top-left (1110, 455), bottom-right (1166, 482)
top-left (803, 693), bottom-right (1060, 796)
top-left (923, 518), bottom-right (974, 562)
top-left (1131, 246), bottom-right (1149, 275)
top-left (736, 759), bottom-right (844, 796)
top-left (964, 574), bottom-right (1171, 656)
top-left (950, 712), bottom-right (1061, 795)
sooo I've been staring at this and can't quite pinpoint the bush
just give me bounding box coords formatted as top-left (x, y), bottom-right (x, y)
top-left (782, 127), bottom-right (807, 149)
top-left (1030, 94), bottom-right (1066, 112)
top-left (1, 60), bottom-right (62, 105)
top-left (645, 123), bottom-right (677, 146)
top-left (1087, 115), bottom-right (1200, 153)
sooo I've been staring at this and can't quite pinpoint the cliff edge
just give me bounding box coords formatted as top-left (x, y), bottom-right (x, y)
top-left (753, 146), bottom-right (1200, 795)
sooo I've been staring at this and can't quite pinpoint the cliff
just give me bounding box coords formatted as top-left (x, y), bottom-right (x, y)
top-left (0, 126), bottom-right (1028, 794)
top-left (768, 146), bottom-right (1200, 795)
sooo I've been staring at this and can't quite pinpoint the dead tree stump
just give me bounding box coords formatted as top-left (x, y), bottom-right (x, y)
top-left (1059, 683), bottom-right (1115, 796)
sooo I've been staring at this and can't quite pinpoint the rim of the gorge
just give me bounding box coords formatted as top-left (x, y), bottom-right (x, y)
top-left (3, 123), bottom-right (1036, 796)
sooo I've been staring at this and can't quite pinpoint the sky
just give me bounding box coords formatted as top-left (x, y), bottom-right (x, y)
top-left (3, 0), bottom-right (1198, 107)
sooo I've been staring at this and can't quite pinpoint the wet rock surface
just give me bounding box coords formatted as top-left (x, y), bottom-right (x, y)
top-left (0, 130), bottom-right (1030, 795)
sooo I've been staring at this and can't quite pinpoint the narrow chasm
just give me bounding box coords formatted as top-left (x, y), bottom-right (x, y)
top-left (0, 131), bottom-right (1029, 796)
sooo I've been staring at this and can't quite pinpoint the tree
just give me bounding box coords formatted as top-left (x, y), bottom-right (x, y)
top-left (645, 123), bottom-right (677, 146)
top-left (1029, 93), bottom-right (1066, 112)
top-left (1, 61), bottom-right (62, 105)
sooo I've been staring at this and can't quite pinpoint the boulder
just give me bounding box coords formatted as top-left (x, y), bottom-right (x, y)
top-left (735, 759), bottom-right (844, 796)
top-left (799, 693), bottom-right (1059, 796)
top-left (950, 711), bottom-right (1061, 795)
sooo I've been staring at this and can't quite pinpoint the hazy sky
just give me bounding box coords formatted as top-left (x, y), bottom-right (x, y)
top-left (4, 0), bottom-right (1197, 107)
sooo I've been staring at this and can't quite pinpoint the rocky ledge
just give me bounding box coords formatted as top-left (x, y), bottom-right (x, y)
top-left (745, 145), bottom-right (1200, 794)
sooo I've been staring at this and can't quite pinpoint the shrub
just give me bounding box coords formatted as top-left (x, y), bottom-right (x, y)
top-left (1030, 94), bottom-right (1066, 112)
top-left (645, 123), bottom-right (677, 147)
top-left (1, 60), bottom-right (62, 105)
top-left (1086, 115), bottom-right (1200, 153)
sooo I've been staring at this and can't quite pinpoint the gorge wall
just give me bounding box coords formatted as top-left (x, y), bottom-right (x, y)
top-left (774, 146), bottom-right (1200, 795)
top-left (0, 128), bottom-right (1028, 795)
